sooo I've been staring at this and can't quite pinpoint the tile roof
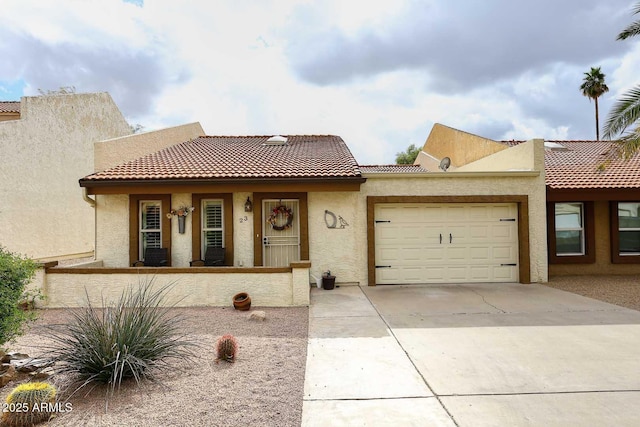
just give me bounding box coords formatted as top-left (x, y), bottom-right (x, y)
top-left (360, 164), bottom-right (429, 173)
top-left (81, 135), bottom-right (362, 183)
top-left (539, 140), bottom-right (640, 190)
top-left (0, 101), bottom-right (20, 113)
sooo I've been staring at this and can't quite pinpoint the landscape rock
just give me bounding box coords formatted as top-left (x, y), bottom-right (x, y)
top-left (2, 352), bottom-right (29, 363)
top-left (30, 366), bottom-right (55, 380)
top-left (248, 310), bottom-right (266, 321)
top-left (14, 358), bottom-right (54, 373)
top-left (0, 364), bottom-right (17, 387)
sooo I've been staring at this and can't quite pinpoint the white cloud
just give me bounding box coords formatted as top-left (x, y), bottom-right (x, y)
top-left (0, 0), bottom-right (638, 164)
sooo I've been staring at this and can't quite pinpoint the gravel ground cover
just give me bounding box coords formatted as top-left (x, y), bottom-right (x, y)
top-left (1, 306), bottom-right (308, 427)
top-left (544, 275), bottom-right (640, 311)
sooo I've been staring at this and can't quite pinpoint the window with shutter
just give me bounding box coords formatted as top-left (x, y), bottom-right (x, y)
top-left (140, 201), bottom-right (162, 259)
top-left (202, 199), bottom-right (224, 254)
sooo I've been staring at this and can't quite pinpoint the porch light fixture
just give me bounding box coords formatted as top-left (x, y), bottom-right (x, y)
top-left (244, 197), bottom-right (253, 212)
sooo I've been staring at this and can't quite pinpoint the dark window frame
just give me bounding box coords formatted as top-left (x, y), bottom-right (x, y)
top-left (610, 201), bottom-right (640, 264)
top-left (191, 193), bottom-right (234, 266)
top-left (129, 194), bottom-right (172, 266)
top-left (547, 201), bottom-right (595, 264)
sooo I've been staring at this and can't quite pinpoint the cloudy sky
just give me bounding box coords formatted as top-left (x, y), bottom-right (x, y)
top-left (1, 0), bottom-right (639, 164)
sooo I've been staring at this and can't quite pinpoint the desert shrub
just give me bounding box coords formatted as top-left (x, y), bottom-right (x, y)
top-left (0, 246), bottom-right (38, 346)
top-left (41, 280), bottom-right (196, 396)
top-left (2, 382), bottom-right (57, 426)
top-left (216, 334), bottom-right (238, 363)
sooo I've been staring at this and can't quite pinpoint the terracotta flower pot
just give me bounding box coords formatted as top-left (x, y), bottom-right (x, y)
top-left (233, 292), bottom-right (251, 311)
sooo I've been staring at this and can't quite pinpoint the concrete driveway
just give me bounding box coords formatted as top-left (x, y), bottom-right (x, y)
top-left (302, 283), bottom-right (640, 426)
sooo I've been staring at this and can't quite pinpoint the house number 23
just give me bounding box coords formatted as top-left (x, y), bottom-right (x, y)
top-left (239, 216), bottom-right (248, 223)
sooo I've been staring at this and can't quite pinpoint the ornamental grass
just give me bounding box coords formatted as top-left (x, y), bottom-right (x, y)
top-left (40, 280), bottom-right (197, 400)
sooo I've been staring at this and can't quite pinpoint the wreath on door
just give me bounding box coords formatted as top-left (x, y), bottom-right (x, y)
top-left (267, 205), bottom-right (294, 231)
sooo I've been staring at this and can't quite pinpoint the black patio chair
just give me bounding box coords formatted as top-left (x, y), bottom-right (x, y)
top-left (190, 247), bottom-right (225, 267)
top-left (133, 247), bottom-right (168, 267)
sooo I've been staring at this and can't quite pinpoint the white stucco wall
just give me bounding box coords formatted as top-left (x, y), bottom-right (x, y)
top-left (307, 192), bottom-right (363, 284)
top-left (0, 93), bottom-right (131, 260)
top-left (233, 192), bottom-right (254, 267)
top-left (96, 194), bottom-right (129, 267)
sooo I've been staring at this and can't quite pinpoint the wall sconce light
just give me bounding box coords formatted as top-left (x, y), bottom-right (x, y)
top-left (244, 197), bottom-right (253, 212)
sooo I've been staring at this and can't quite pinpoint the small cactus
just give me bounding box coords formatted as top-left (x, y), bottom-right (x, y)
top-left (216, 334), bottom-right (238, 363)
top-left (2, 382), bottom-right (57, 426)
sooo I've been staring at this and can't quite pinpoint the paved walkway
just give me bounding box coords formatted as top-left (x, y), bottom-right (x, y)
top-left (302, 283), bottom-right (640, 426)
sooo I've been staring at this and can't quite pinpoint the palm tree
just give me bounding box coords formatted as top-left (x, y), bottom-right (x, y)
top-left (603, 2), bottom-right (640, 154)
top-left (580, 67), bottom-right (609, 140)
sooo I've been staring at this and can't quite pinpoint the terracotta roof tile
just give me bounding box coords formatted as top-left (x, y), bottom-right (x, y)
top-left (0, 101), bottom-right (20, 113)
top-left (544, 140), bottom-right (640, 190)
top-left (83, 135), bottom-right (362, 182)
top-left (501, 139), bottom-right (640, 189)
top-left (360, 164), bottom-right (429, 173)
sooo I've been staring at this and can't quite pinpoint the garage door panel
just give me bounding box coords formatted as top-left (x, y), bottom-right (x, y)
top-left (469, 247), bottom-right (490, 260)
top-left (469, 266), bottom-right (491, 281)
top-left (493, 246), bottom-right (517, 262)
top-left (375, 203), bottom-right (519, 284)
top-left (493, 266), bottom-right (517, 281)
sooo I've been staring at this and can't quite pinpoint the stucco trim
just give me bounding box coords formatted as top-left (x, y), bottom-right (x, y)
top-left (366, 195), bottom-right (531, 285)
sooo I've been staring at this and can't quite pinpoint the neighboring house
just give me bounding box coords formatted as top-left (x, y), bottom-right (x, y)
top-left (541, 140), bottom-right (640, 276)
top-left (0, 93), bottom-right (132, 261)
top-left (0, 101), bottom-right (20, 122)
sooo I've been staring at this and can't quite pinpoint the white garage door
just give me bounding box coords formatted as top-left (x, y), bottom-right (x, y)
top-left (375, 203), bottom-right (519, 284)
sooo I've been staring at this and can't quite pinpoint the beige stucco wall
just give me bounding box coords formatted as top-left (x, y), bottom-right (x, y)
top-left (307, 191), bottom-right (364, 285)
top-left (550, 200), bottom-right (640, 276)
top-left (0, 93), bottom-right (131, 260)
top-left (233, 192), bottom-right (254, 267)
top-left (94, 122), bottom-right (204, 172)
top-left (417, 123), bottom-right (508, 169)
top-left (95, 194), bottom-right (130, 266)
top-left (457, 139), bottom-right (539, 172)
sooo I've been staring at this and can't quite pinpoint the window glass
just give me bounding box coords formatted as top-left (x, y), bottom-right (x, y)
top-left (202, 200), bottom-right (224, 252)
top-left (555, 203), bottom-right (584, 255)
top-left (140, 201), bottom-right (161, 258)
top-left (618, 203), bottom-right (640, 255)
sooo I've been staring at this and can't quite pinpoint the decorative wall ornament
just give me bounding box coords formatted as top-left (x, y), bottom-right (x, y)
top-left (324, 210), bottom-right (349, 229)
top-left (167, 206), bottom-right (194, 234)
top-left (267, 205), bottom-right (293, 231)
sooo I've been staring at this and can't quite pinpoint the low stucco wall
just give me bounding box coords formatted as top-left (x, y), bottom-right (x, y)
top-left (36, 264), bottom-right (311, 308)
